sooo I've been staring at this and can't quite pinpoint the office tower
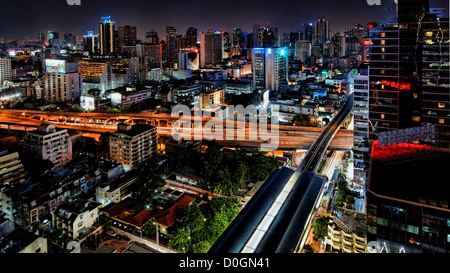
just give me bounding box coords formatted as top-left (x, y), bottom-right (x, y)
top-left (43, 59), bottom-right (81, 102)
top-left (165, 26), bottom-right (178, 67)
top-left (99, 16), bottom-right (115, 55)
top-left (366, 0), bottom-right (450, 254)
top-left (246, 33), bottom-right (254, 49)
top-left (178, 48), bottom-right (199, 70)
top-left (295, 41), bottom-right (311, 61)
top-left (144, 29), bottom-right (159, 45)
top-left (353, 64), bottom-right (370, 186)
top-left (118, 24), bottom-right (137, 50)
top-left (420, 9), bottom-right (449, 148)
top-left (143, 43), bottom-right (163, 70)
top-left (0, 58), bottom-right (12, 88)
top-left (200, 30), bottom-right (213, 66)
top-left (253, 24), bottom-right (262, 48)
top-left (333, 33), bottom-right (346, 57)
top-left (368, 0), bottom-right (449, 147)
top-left (252, 47), bottom-right (288, 91)
top-left (83, 31), bottom-right (99, 54)
top-left (303, 23), bottom-right (314, 43)
top-left (109, 123), bottom-right (158, 169)
top-left (213, 31), bottom-right (223, 63)
top-left (222, 31), bottom-right (232, 56)
top-left (23, 123), bottom-right (73, 168)
top-left (186, 27), bottom-right (198, 47)
top-left (313, 18), bottom-right (331, 46)
top-left (262, 26), bottom-right (278, 48)
top-left (233, 28), bottom-right (246, 49)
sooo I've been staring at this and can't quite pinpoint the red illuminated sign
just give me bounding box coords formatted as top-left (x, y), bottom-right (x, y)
top-left (381, 80), bottom-right (411, 90)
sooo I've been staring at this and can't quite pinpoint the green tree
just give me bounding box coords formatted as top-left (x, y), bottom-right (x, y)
top-left (192, 241), bottom-right (211, 253)
top-left (313, 216), bottom-right (330, 239)
top-left (167, 227), bottom-right (191, 253)
top-left (141, 221), bottom-right (156, 236)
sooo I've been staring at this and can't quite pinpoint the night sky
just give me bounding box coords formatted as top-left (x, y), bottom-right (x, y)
top-left (0, 0), bottom-right (448, 39)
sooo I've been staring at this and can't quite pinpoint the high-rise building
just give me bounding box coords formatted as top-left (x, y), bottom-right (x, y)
top-left (303, 23), bottom-right (314, 43)
top-left (23, 123), bottom-right (73, 168)
top-left (144, 29), bottom-right (159, 45)
top-left (83, 31), bottom-right (99, 54)
top-left (200, 29), bottom-right (222, 66)
top-left (333, 33), bottom-right (346, 57)
top-left (252, 47), bottom-right (288, 91)
top-left (368, 0), bottom-right (449, 147)
top-left (38, 32), bottom-right (45, 43)
top-left (295, 41), bottom-right (311, 61)
top-left (186, 27), bottom-right (198, 48)
top-left (0, 58), bottom-right (12, 88)
top-left (313, 18), bottom-right (331, 47)
top-left (118, 24), bottom-right (137, 50)
top-left (43, 59), bottom-right (81, 102)
top-left (143, 43), bottom-right (163, 70)
top-left (262, 26), bottom-right (278, 48)
top-left (99, 16), bottom-right (116, 55)
top-left (109, 123), bottom-right (158, 169)
top-left (165, 26), bottom-right (178, 67)
top-left (353, 64), bottom-right (370, 186)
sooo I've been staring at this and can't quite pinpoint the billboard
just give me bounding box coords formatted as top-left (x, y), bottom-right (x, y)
top-left (111, 92), bottom-right (122, 104)
top-left (80, 96), bottom-right (95, 110)
top-left (46, 59), bottom-right (66, 73)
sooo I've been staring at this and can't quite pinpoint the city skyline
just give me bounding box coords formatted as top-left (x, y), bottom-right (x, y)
top-left (1, 0), bottom-right (447, 40)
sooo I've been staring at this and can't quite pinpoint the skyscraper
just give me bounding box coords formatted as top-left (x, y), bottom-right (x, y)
top-left (303, 23), bottom-right (314, 43)
top-left (313, 18), bottom-right (331, 48)
top-left (252, 47), bottom-right (288, 91)
top-left (144, 29), bottom-right (159, 45)
top-left (118, 24), bottom-right (137, 50)
top-left (186, 27), bottom-right (198, 48)
top-left (99, 16), bottom-right (115, 55)
top-left (200, 29), bottom-right (222, 66)
top-left (165, 26), bottom-right (178, 67)
top-left (43, 59), bottom-right (81, 102)
top-left (83, 31), bottom-right (99, 54)
top-left (0, 58), bottom-right (12, 88)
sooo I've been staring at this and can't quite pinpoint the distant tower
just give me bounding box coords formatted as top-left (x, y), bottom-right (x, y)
top-left (99, 16), bottom-right (115, 55)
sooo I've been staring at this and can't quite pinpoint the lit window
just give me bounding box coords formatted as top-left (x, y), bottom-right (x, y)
top-left (439, 119), bottom-right (445, 124)
top-left (425, 31), bottom-right (433, 37)
top-left (413, 93), bottom-right (418, 99)
top-left (381, 32), bottom-right (385, 38)
top-left (412, 116), bottom-right (420, 122)
top-left (381, 47), bottom-right (385, 53)
top-left (381, 40), bottom-right (385, 45)
top-left (425, 39), bottom-right (433, 45)
top-left (438, 103), bottom-right (445, 108)
top-left (381, 114), bottom-right (385, 119)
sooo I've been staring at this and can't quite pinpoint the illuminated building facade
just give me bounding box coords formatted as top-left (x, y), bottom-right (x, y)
top-left (99, 16), bottom-right (115, 55)
top-left (23, 123), bottom-right (73, 168)
top-left (0, 57), bottom-right (12, 88)
top-left (83, 31), bottom-right (99, 54)
top-left (43, 59), bottom-right (81, 102)
top-left (78, 60), bottom-right (116, 96)
top-left (109, 123), bottom-right (158, 168)
top-left (368, 0), bottom-right (449, 148)
top-left (252, 47), bottom-right (288, 91)
top-left (118, 24), bottom-right (137, 50)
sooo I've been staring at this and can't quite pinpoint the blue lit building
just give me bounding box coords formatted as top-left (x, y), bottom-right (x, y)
top-left (251, 47), bottom-right (288, 91)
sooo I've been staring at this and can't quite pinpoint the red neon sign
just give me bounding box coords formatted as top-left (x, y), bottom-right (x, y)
top-left (381, 80), bottom-right (411, 90)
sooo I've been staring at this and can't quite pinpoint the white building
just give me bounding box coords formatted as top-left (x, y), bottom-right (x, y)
top-left (43, 59), bottom-right (81, 102)
top-left (52, 199), bottom-right (101, 240)
top-left (0, 58), bottom-right (12, 88)
top-left (23, 123), bottom-right (72, 167)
